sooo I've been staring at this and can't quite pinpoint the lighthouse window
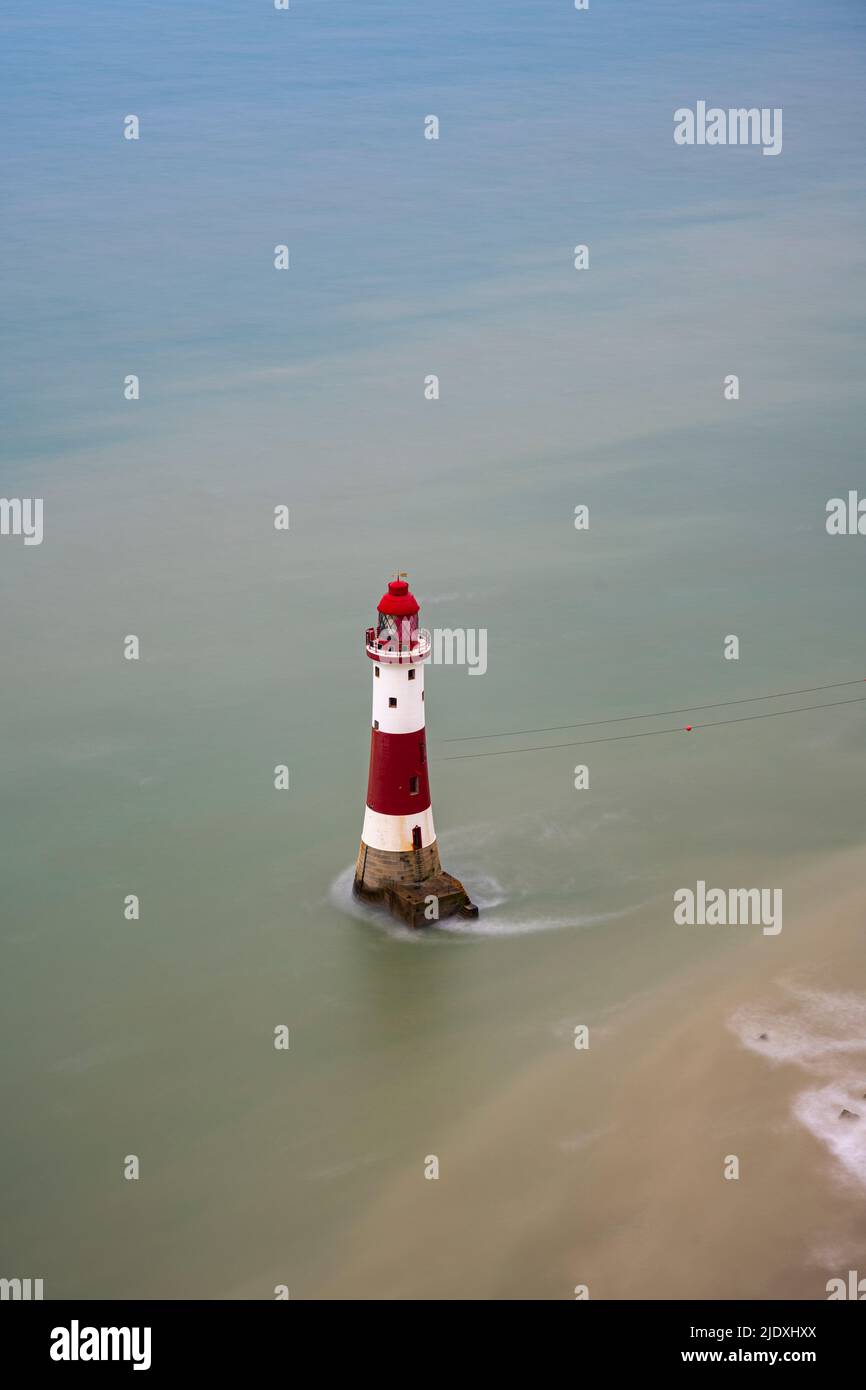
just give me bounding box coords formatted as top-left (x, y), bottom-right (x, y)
top-left (389, 697), bottom-right (397, 708)
top-left (373, 720), bottom-right (379, 730)
top-left (374, 666), bottom-right (380, 677)
top-left (408, 669), bottom-right (416, 681)
top-left (409, 776), bottom-right (419, 795)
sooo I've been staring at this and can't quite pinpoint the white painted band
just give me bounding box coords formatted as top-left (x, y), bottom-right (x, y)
top-left (361, 805), bottom-right (436, 852)
top-left (371, 661), bottom-right (426, 735)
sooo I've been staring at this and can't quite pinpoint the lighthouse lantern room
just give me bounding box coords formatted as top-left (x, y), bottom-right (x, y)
top-left (354, 576), bottom-right (477, 927)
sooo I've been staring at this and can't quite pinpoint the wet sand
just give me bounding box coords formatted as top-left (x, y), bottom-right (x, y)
top-left (314, 849), bottom-right (866, 1300)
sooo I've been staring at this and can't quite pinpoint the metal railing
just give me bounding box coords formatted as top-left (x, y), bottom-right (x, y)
top-left (365, 627), bottom-right (431, 664)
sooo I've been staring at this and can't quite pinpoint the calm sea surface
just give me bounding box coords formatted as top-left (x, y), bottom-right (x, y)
top-left (2, 0), bottom-right (866, 1297)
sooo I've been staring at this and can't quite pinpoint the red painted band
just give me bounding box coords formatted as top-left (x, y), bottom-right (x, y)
top-left (366, 728), bottom-right (431, 815)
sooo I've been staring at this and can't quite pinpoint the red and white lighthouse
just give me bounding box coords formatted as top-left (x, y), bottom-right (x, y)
top-left (354, 576), bottom-right (477, 927)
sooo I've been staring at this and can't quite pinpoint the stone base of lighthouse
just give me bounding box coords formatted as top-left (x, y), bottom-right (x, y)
top-left (353, 840), bottom-right (478, 929)
top-left (354, 838), bottom-right (442, 891)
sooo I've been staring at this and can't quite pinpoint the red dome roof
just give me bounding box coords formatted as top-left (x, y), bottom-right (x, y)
top-left (377, 579), bottom-right (419, 617)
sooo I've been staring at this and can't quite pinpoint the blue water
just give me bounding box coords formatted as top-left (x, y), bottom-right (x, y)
top-left (2, 0), bottom-right (866, 1298)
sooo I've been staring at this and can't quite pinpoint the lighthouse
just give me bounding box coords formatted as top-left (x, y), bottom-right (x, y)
top-left (354, 576), bottom-right (478, 927)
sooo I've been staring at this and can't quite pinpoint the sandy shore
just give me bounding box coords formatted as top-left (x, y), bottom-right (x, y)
top-left (314, 848), bottom-right (866, 1299)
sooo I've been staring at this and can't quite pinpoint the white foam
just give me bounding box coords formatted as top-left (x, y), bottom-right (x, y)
top-left (557, 1126), bottom-right (607, 1154)
top-left (327, 864), bottom-right (421, 941)
top-left (437, 903), bottom-right (637, 940)
top-left (794, 1085), bottom-right (866, 1191)
top-left (328, 864), bottom-right (640, 942)
top-left (728, 980), bottom-right (866, 1189)
top-left (458, 868), bottom-right (506, 911)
